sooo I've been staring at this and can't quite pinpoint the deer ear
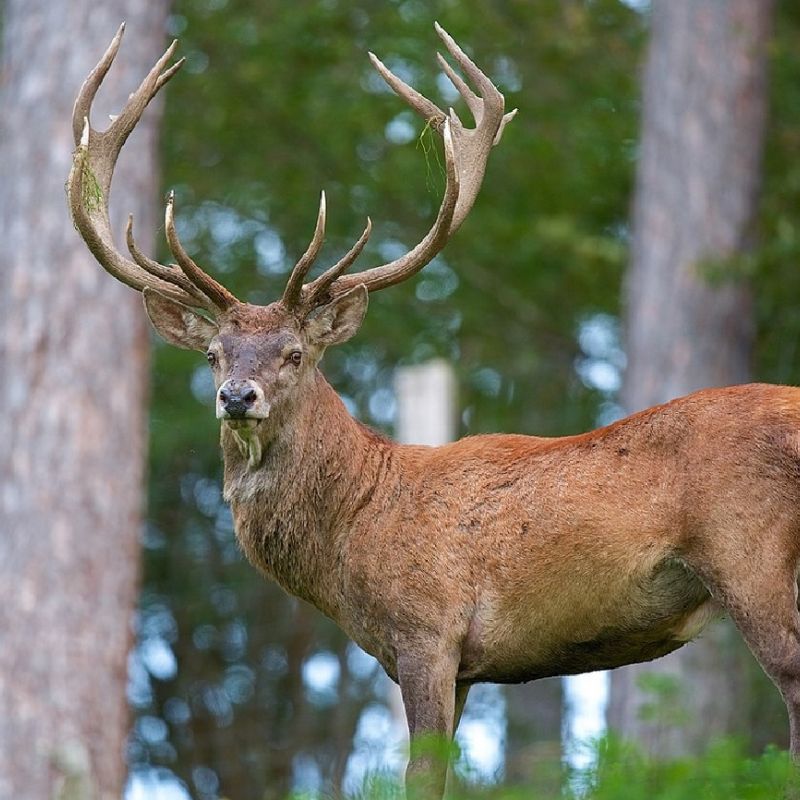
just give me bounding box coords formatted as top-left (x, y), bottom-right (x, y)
top-left (306, 285), bottom-right (368, 347)
top-left (142, 288), bottom-right (219, 351)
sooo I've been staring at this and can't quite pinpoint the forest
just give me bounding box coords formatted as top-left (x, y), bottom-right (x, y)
top-left (2, 1), bottom-right (800, 798)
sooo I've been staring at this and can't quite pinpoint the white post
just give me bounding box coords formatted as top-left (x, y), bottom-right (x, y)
top-left (395, 359), bottom-right (457, 446)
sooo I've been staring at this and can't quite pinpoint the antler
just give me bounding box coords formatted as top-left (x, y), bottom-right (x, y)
top-left (67, 24), bottom-right (238, 314)
top-left (69, 23), bottom-right (513, 319)
top-left (287, 22), bottom-right (517, 313)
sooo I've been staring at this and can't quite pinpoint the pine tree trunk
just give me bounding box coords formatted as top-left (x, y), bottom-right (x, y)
top-left (607, 0), bottom-right (775, 757)
top-left (504, 680), bottom-right (563, 792)
top-left (0, 1), bottom-right (167, 796)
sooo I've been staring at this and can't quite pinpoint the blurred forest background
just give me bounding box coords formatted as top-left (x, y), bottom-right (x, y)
top-left (2, 0), bottom-right (800, 798)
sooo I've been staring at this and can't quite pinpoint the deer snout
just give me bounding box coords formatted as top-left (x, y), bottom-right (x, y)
top-left (216, 379), bottom-right (269, 421)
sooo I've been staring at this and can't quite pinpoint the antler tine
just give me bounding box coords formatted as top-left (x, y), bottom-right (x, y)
top-left (72, 24), bottom-right (124, 146)
top-left (310, 24), bottom-right (512, 305)
top-left (368, 52), bottom-right (446, 132)
top-left (282, 191), bottom-right (328, 310)
top-left (324, 122), bottom-right (459, 299)
top-left (435, 53), bottom-right (515, 146)
top-left (68, 25), bottom-right (236, 314)
top-left (302, 218), bottom-right (373, 309)
top-left (165, 193), bottom-right (238, 311)
top-left (126, 215), bottom-right (209, 305)
top-left (432, 22), bottom-right (518, 231)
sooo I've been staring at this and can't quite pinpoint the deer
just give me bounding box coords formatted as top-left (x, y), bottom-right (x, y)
top-left (69, 23), bottom-right (800, 799)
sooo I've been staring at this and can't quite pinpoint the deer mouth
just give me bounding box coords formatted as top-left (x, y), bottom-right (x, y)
top-left (224, 417), bottom-right (263, 431)
top-left (223, 415), bottom-right (266, 468)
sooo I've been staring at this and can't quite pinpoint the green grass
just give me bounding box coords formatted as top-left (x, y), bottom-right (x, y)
top-left (335, 737), bottom-right (799, 800)
top-left (572, 737), bottom-right (796, 800)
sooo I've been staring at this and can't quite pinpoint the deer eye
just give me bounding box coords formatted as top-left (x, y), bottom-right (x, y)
top-left (288, 350), bottom-right (302, 367)
top-left (207, 351), bottom-right (217, 368)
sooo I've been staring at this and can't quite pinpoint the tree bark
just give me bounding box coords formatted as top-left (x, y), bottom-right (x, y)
top-left (0, 1), bottom-right (167, 796)
top-left (504, 679), bottom-right (562, 791)
top-left (607, 0), bottom-right (774, 757)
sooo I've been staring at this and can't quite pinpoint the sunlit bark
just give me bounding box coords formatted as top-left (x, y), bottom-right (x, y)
top-left (0, 1), bottom-right (166, 794)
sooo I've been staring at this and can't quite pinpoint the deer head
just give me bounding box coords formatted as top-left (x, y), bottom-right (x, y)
top-left (67, 23), bottom-right (516, 465)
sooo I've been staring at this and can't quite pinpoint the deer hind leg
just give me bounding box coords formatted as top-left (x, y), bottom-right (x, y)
top-left (735, 603), bottom-right (800, 760)
top-left (691, 546), bottom-right (800, 761)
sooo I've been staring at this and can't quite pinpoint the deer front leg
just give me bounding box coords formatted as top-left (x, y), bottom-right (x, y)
top-left (397, 651), bottom-right (460, 800)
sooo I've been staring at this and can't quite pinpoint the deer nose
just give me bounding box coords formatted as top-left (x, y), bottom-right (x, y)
top-left (217, 380), bottom-right (260, 419)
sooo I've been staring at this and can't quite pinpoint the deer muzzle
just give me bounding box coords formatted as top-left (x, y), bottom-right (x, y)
top-left (216, 379), bottom-right (269, 425)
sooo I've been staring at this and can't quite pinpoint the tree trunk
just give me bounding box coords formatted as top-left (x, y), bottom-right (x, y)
top-left (607, 0), bottom-right (774, 757)
top-left (0, 1), bottom-right (167, 796)
top-left (504, 679), bottom-right (562, 792)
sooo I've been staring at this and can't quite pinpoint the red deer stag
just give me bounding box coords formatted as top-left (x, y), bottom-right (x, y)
top-left (70, 24), bottom-right (800, 798)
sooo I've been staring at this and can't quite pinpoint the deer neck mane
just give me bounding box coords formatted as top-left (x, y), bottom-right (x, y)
top-left (219, 370), bottom-right (394, 609)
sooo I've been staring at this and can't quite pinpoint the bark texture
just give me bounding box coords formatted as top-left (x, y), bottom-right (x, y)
top-left (608, 0), bottom-right (774, 757)
top-left (504, 679), bottom-right (563, 791)
top-left (0, 1), bottom-right (167, 796)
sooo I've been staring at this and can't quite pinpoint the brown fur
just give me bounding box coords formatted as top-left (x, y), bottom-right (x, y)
top-left (223, 377), bottom-right (800, 692)
top-left (192, 306), bottom-right (800, 794)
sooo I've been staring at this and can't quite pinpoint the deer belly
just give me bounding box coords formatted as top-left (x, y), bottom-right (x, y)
top-left (458, 557), bottom-right (718, 683)
top-left (540, 597), bottom-right (721, 678)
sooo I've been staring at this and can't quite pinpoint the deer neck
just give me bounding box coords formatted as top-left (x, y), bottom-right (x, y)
top-left (219, 370), bottom-right (394, 611)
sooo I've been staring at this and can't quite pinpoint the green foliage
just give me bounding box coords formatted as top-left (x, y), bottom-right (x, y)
top-left (753, 0), bottom-right (800, 385)
top-left (580, 737), bottom-right (796, 800)
top-left (342, 738), bottom-right (796, 800)
top-left (633, 673), bottom-right (692, 728)
top-left (345, 770), bottom-right (404, 800)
